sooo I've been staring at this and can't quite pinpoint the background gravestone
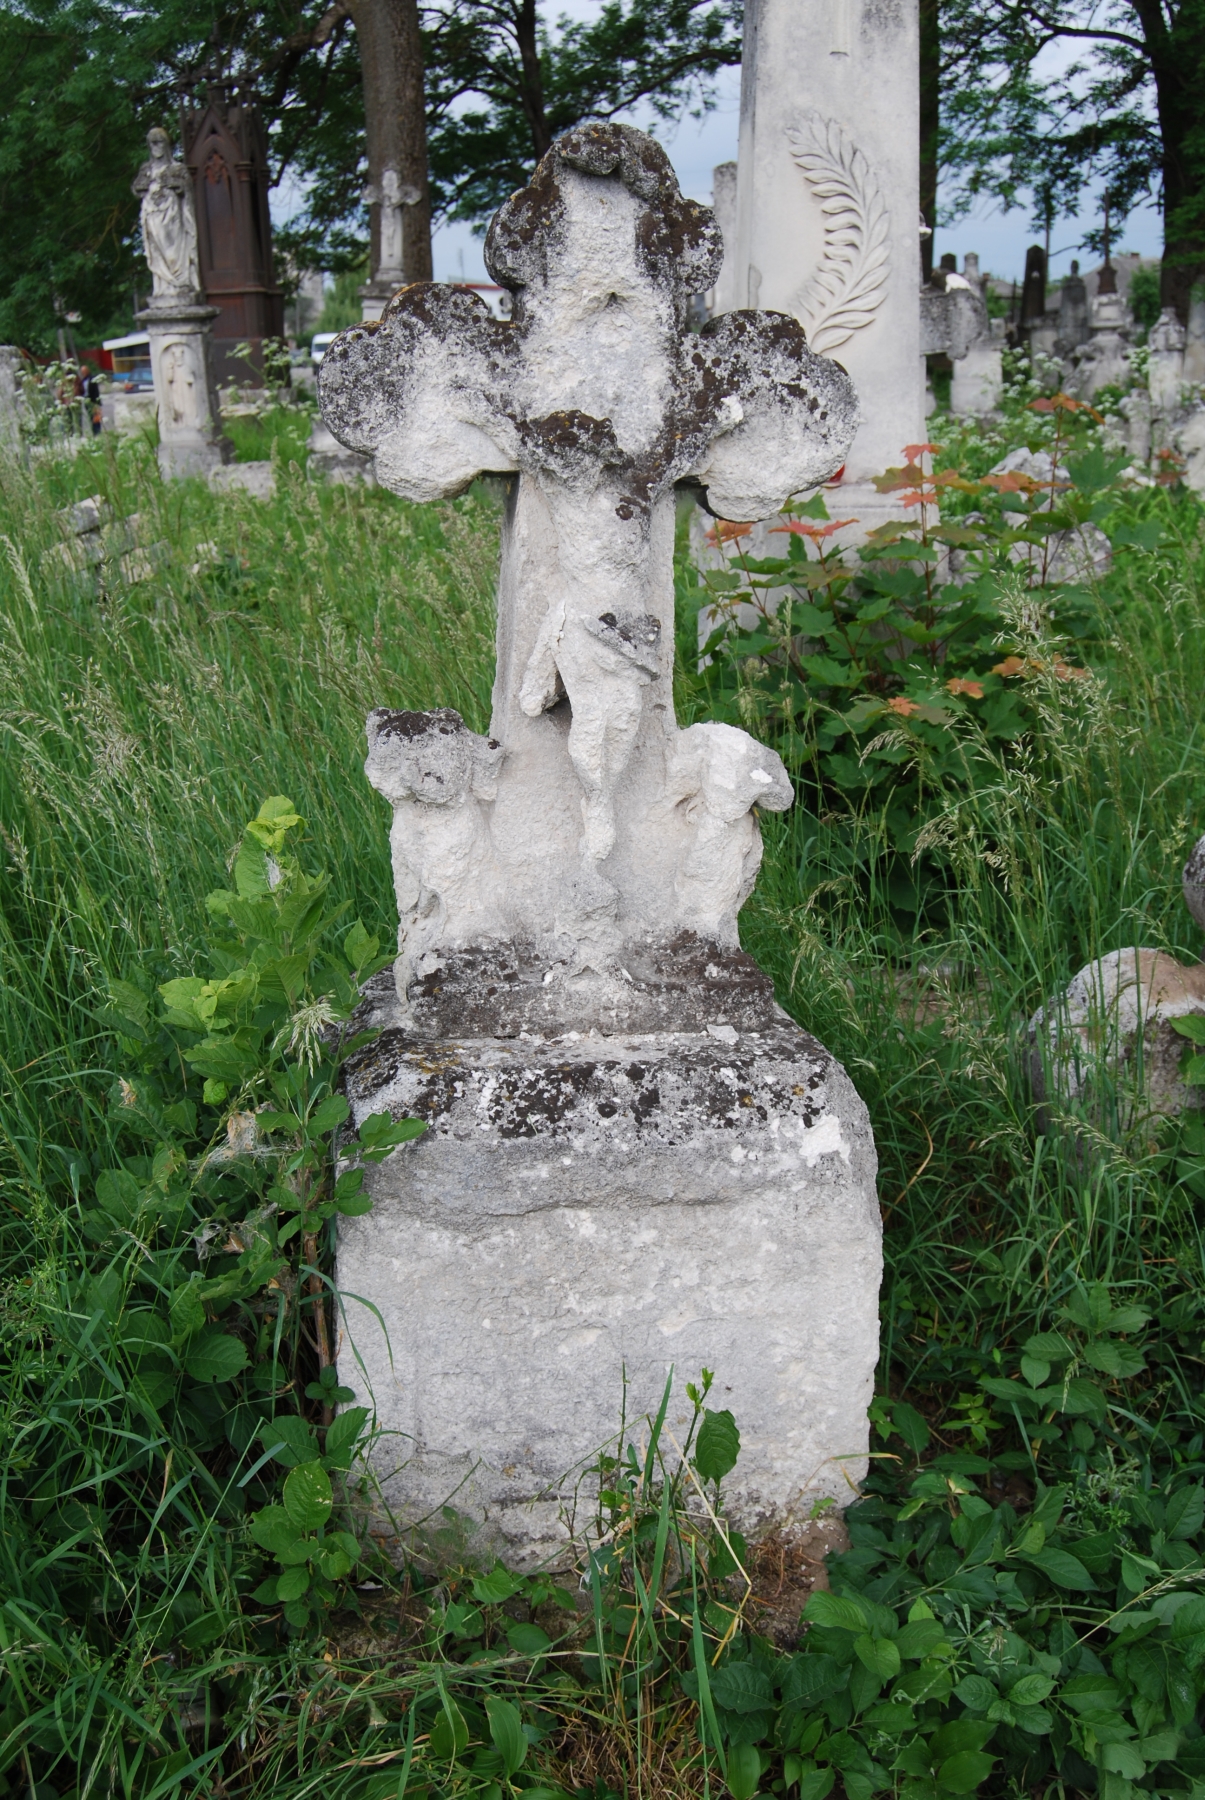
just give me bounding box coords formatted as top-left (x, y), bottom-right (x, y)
top-left (714, 0), bottom-right (923, 533)
top-left (182, 84), bottom-right (284, 388)
top-left (322, 123), bottom-right (882, 1566)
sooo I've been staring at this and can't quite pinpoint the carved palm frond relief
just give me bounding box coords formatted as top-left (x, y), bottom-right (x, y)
top-left (786, 113), bottom-right (890, 354)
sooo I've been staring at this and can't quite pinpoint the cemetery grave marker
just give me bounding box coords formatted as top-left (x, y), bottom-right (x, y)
top-left (321, 123), bottom-right (882, 1565)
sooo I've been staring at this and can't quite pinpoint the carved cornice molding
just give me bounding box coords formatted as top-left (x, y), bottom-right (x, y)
top-left (786, 113), bottom-right (890, 354)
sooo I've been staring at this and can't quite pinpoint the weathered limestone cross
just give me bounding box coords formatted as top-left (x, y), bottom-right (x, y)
top-left (321, 123), bottom-right (857, 1015)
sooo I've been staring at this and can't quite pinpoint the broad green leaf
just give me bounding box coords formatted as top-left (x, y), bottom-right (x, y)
top-left (709, 1662), bottom-right (774, 1713)
top-left (1009, 1671), bottom-right (1055, 1706)
top-left (282, 1461), bottom-right (332, 1531)
top-left (953, 1673), bottom-right (995, 1713)
top-left (1024, 1331), bottom-right (1074, 1363)
top-left (486, 1696), bottom-right (527, 1776)
top-left (895, 1619), bottom-right (947, 1660)
top-left (355, 1111), bottom-right (427, 1161)
top-left (1013, 1705), bottom-right (1054, 1735)
top-left (309, 1094), bottom-right (350, 1135)
top-left (259, 1415), bottom-right (320, 1467)
top-left (890, 1401), bottom-right (930, 1454)
top-left (324, 1406), bottom-right (370, 1469)
top-left (505, 1622), bottom-right (550, 1655)
top-left (1024, 1546), bottom-right (1095, 1590)
top-left (183, 1329), bottom-right (249, 1385)
top-left (1170, 1015), bottom-right (1205, 1045)
top-left (344, 920), bottom-right (381, 973)
top-left (938, 1750), bottom-right (996, 1793)
top-left (1084, 1339), bottom-right (1146, 1379)
top-left (781, 1653), bottom-right (843, 1707)
top-left (1020, 1356), bottom-right (1050, 1388)
top-left (694, 1408), bottom-right (741, 1483)
top-left (1061, 1673), bottom-right (1122, 1713)
top-left (318, 1548), bottom-right (353, 1580)
top-left (1061, 1284), bottom-right (1114, 1335)
top-left (248, 1505), bottom-right (304, 1557)
top-left (725, 1743), bottom-right (762, 1800)
top-left (472, 1565), bottom-right (524, 1604)
top-left (1165, 1486), bottom-right (1205, 1542)
top-left (803, 1590), bottom-right (868, 1634)
top-left (796, 1770), bottom-right (835, 1800)
top-left (429, 1697), bottom-right (469, 1761)
top-left (275, 1565), bottom-right (310, 1602)
top-left (854, 1633), bottom-right (900, 1679)
top-left (1101, 1744), bottom-right (1146, 1779)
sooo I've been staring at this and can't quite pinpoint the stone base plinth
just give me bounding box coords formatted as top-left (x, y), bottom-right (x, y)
top-left (338, 987), bottom-right (880, 1569)
top-left (136, 301), bottom-right (233, 481)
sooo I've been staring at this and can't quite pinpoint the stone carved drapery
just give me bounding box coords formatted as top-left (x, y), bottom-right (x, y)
top-left (133, 130), bottom-right (201, 302)
top-left (320, 123), bottom-right (858, 1023)
top-left (786, 114), bottom-right (890, 354)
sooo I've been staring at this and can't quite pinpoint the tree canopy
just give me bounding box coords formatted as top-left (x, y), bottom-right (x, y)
top-left (0, 0), bottom-right (740, 350)
top-left (939, 0), bottom-right (1205, 317)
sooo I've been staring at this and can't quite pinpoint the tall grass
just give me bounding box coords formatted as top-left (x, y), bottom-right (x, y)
top-left (2, 428), bottom-right (1205, 1795)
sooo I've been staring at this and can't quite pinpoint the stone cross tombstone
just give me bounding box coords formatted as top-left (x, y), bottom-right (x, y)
top-left (322, 123), bottom-right (881, 1567)
top-left (133, 128), bottom-right (232, 479)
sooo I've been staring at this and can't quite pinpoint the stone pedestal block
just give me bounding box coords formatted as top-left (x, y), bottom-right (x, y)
top-left (136, 301), bottom-right (233, 479)
top-left (338, 962), bottom-right (880, 1568)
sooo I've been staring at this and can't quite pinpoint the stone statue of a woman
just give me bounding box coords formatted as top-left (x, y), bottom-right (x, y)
top-left (133, 128), bottom-right (200, 303)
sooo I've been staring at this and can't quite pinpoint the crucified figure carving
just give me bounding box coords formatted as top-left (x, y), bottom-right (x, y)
top-left (320, 122), bottom-right (857, 1011)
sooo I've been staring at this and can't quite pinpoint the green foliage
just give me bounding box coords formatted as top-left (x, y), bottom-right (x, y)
top-left (1129, 263), bottom-right (1164, 335)
top-left (3, 402), bottom-right (1205, 1795)
top-left (681, 397), bottom-right (1173, 922)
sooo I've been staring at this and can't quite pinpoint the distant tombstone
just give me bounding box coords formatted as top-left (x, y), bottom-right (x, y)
top-left (1185, 286), bottom-right (1205, 386)
top-left (1149, 307), bottom-right (1187, 449)
top-left (713, 0), bottom-right (923, 529)
top-left (321, 123), bottom-right (881, 1566)
top-left (1020, 245), bottom-right (1047, 322)
top-left (133, 130), bottom-right (232, 479)
top-left (182, 87), bottom-right (284, 385)
top-left (1057, 259), bottom-right (1090, 354)
top-left (0, 346), bottom-right (23, 451)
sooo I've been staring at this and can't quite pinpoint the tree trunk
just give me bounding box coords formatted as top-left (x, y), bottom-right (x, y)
top-left (513, 0), bottom-right (552, 162)
top-left (351, 0), bottom-right (433, 285)
top-left (919, 0), bottom-right (939, 283)
top-left (1132, 0), bottom-right (1205, 324)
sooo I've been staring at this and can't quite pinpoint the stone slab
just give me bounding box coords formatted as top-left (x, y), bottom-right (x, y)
top-left (338, 997), bottom-right (881, 1568)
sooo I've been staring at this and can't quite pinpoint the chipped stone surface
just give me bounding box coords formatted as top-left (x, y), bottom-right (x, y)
top-left (322, 125), bottom-right (856, 1001)
top-left (1029, 947), bottom-right (1205, 1125)
top-left (339, 1002), bottom-right (881, 1566)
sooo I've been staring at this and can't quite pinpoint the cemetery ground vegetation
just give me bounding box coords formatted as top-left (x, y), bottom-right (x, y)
top-left (1, 395), bottom-right (1205, 1797)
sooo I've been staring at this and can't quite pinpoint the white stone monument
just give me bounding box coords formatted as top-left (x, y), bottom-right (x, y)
top-left (0, 346), bottom-right (23, 452)
top-left (132, 129), bottom-right (232, 479)
top-left (719, 0), bottom-right (923, 526)
top-left (321, 123), bottom-right (881, 1566)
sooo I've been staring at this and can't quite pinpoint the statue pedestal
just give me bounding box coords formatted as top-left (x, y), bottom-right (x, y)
top-left (338, 958), bottom-right (881, 1568)
top-left (136, 300), bottom-right (233, 479)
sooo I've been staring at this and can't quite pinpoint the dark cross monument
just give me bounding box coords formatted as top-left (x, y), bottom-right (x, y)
top-left (321, 124), bottom-right (880, 1564)
top-left (181, 84), bottom-right (284, 386)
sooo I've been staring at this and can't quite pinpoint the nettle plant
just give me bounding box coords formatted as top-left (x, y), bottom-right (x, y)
top-left (680, 406), bottom-right (1151, 885)
top-left (91, 797), bottom-right (422, 1635)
